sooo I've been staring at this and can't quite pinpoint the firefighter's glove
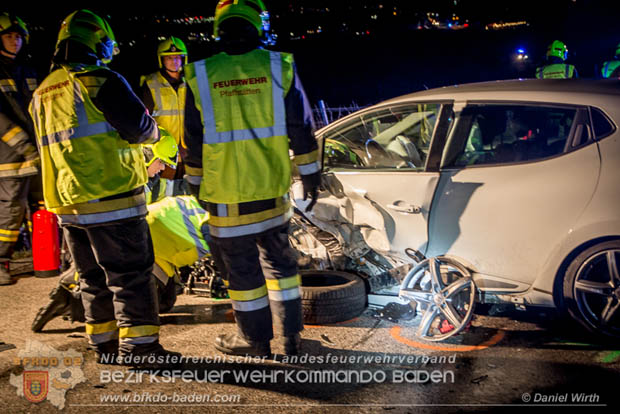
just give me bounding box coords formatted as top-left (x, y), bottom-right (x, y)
top-left (301, 172), bottom-right (321, 213)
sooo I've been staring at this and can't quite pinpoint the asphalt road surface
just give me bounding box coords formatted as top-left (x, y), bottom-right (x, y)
top-left (0, 273), bottom-right (618, 413)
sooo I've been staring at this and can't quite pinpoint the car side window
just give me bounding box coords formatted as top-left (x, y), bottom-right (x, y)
top-left (450, 104), bottom-right (578, 167)
top-left (322, 103), bottom-right (441, 170)
top-left (590, 107), bottom-right (615, 140)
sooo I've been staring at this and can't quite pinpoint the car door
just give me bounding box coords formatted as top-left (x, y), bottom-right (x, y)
top-left (316, 101), bottom-right (452, 261)
top-left (427, 102), bottom-right (600, 289)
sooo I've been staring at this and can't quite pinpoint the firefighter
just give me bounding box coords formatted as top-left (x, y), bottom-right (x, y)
top-left (0, 13), bottom-right (39, 285)
top-left (32, 195), bottom-right (210, 332)
top-left (140, 37), bottom-right (191, 195)
top-left (144, 130), bottom-right (179, 204)
top-left (535, 40), bottom-right (578, 79)
top-left (184, 0), bottom-right (320, 356)
top-left (32, 133), bottom-right (211, 332)
top-left (28, 9), bottom-right (179, 365)
top-left (601, 42), bottom-right (620, 78)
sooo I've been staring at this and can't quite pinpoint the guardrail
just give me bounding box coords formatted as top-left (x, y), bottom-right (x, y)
top-left (312, 100), bottom-right (364, 130)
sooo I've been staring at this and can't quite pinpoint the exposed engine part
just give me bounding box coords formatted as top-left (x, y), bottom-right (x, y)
top-left (372, 301), bottom-right (417, 323)
top-left (399, 256), bottom-right (477, 341)
top-left (184, 256), bottom-right (228, 299)
top-left (289, 213), bottom-right (405, 292)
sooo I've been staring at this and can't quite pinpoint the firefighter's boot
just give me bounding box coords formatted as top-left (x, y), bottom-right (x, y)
top-left (117, 342), bottom-right (182, 368)
top-left (31, 285), bottom-right (72, 332)
top-left (214, 333), bottom-right (271, 357)
top-left (283, 333), bottom-right (302, 356)
top-left (93, 340), bottom-right (119, 365)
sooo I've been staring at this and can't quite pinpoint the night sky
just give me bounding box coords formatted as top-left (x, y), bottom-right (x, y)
top-left (4, 0), bottom-right (619, 107)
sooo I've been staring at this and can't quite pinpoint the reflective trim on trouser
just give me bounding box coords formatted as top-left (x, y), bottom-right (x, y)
top-left (228, 285), bottom-right (270, 312)
top-left (259, 227), bottom-right (303, 336)
top-left (120, 334), bottom-right (158, 346)
top-left (210, 223), bottom-right (302, 340)
top-left (63, 219), bottom-right (159, 351)
top-left (266, 274), bottom-right (302, 302)
top-left (267, 286), bottom-right (301, 302)
top-left (119, 326), bottom-right (159, 346)
top-left (85, 320), bottom-right (119, 345)
top-left (0, 177), bottom-right (29, 258)
top-left (0, 228), bottom-right (19, 243)
top-left (210, 236), bottom-right (272, 342)
top-left (231, 295), bottom-right (270, 312)
top-left (265, 274), bottom-right (301, 291)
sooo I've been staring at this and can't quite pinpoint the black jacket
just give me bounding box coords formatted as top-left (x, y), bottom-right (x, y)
top-left (0, 55), bottom-right (39, 175)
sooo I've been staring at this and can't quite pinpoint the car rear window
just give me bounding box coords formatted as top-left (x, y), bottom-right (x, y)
top-left (590, 107), bottom-right (615, 139)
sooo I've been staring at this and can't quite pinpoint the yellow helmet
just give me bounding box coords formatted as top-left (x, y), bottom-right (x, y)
top-left (157, 36), bottom-right (187, 68)
top-left (546, 40), bottom-right (568, 61)
top-left (144, 129), bottom-right (179, 168)
top-left (214, 0), bottom-right (270, 38)
top-left (0, 13), bottom-right (29, 44)
top-left (57, 10), bottom-right (119, 64)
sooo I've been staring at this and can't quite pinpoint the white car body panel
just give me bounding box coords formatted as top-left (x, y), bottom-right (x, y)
top-left (427, 143), bottom-right (600, 289)
top-left (328, 171), bottom-right (439, 260)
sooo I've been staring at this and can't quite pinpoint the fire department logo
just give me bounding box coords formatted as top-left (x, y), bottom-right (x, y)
top-left (9, 341), bottom-right (86, 409)
top-left (23, 371), bottom-right (48, 403)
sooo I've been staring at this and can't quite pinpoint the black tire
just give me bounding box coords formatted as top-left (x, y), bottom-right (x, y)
top-left (300, 270), bottom-right (367, 325)
top-left (562, 240), bottom-right (620, 338)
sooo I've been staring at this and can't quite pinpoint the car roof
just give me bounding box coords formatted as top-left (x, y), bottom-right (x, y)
top-left (384, 79), bottom-right (620, 104)
top-left (316, 79), bottom-right (620, 135)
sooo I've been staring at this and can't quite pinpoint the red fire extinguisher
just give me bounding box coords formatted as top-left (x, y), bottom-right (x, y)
top-left (32, 204), bottom-right (60, 278)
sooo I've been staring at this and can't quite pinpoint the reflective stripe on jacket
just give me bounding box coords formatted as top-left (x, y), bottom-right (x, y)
top-left (145, 177), bottom-right (175, 205)
top-left (141, 71), bottom-right (186, 147)
top-left (29, 66), bottom-right (148, 224)
top-left (146, 195), bottom-right (209, 276)
top-left (0, 120), bottom-right (39, 178)
top-left (601, 60), bottom-right (620, 78)
top-left (535, 63), bottom-right (576, 79)
top-left (185, 49), bottom-right (295, 237)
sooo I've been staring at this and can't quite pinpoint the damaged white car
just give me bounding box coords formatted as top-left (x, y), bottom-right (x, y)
top-left (290, 79), bottom-right (620, 340)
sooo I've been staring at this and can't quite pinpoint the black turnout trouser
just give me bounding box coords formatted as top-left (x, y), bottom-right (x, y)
top-left (63, 217), bottom-right (159, 353)
top-left (0, 177), bottom-right (30, 261)
top-left (208, 223), bottom-right (303, 343)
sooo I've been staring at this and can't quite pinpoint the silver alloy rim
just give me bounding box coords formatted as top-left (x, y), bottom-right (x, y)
top-left (399, 256), bottom-right (476, 341)
top-left (573, 249), bottom-right (620, 335)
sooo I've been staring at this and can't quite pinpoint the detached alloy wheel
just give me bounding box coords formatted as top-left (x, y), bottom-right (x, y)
top-left (563, 240), bottom-right (620, 338)
top-left (399, 256), bottom-right (476, 341)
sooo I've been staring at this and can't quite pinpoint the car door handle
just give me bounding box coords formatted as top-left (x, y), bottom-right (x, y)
top-left (387, 203), bottom-right (421, 214)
